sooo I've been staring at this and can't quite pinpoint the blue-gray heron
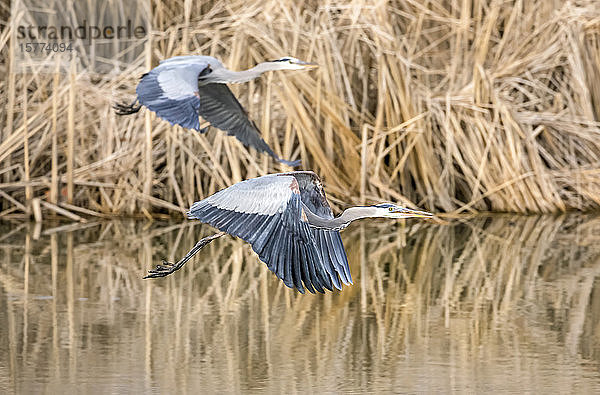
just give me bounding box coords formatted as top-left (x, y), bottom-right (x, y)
top-left (145, 171), bottom-right (433, 293)
top-left (114, 55), bottom-right (318, 166)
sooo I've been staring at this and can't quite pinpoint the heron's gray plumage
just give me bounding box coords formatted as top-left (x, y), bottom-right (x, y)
top-left (197, 83), bottom-right (299, 166)
top-left (135, 56), bottom-right (215, 130)
top-left (188, 173), bottom-right (337, 293)
top-left (146, 171), bottom-right (432, 293)
top-left (289, 172), bottom-right (352, 287)
top-left (116, 55), bottom-right (308, 166)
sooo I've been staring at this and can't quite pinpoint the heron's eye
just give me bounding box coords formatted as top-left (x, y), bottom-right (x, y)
top-left (388, 207), bottom-right (394, 212)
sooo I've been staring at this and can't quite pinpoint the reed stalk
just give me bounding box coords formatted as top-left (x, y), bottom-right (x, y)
top-left (0, 0), bottom-right (598, 218)
top-left (66, 60), bottom-right (75, 205)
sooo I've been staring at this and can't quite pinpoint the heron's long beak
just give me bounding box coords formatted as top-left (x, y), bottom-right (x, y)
top-left (393, 207), bottom-right (434, 219)
top-left (295, 60), bottom-right (319, 69)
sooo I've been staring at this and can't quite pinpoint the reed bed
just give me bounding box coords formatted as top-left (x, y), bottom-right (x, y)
top-left (1, 215), bottom-right (600, 392)
top-left (1, 0), bottom-right (600, 219)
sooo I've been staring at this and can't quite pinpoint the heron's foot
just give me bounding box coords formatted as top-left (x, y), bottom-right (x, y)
top-left (113, 101), bottom-right (142, 115)
top-left (144, 259), bottom-right (183, 279)
top-left (143, 232), bottom-right (226, 280)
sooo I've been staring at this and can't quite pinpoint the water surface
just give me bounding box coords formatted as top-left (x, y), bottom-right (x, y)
top-left (1, 215), bottom-right (600, 393)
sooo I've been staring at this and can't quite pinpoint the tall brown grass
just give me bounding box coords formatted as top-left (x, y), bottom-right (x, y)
top-left (1, 0), bottom-right (600, 219)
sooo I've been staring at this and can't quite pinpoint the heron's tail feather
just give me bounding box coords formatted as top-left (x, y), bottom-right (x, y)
top-left (113, 99), bottom-right (142, 116)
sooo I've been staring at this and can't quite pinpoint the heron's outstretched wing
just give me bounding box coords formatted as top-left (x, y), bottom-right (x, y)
top-left (187, 174), bottom-right (332, 293)
top-left (288, 171), bottom-right (352, 289)
top-left (196, 83), bottom-right (300, 167)
top-left (135, 58), bottom-right (211, 130)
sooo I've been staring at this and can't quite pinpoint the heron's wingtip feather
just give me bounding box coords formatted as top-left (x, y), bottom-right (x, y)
top-left (278, 158), bottom-right (301, 167)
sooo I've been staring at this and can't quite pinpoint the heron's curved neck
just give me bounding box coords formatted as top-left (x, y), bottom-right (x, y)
top-left (303, 206), bottom-right (377, 231)
top-left (208, 62), bottom-right (285, 84)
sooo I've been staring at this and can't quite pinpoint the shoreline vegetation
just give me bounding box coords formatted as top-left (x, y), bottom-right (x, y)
top-left (1, 0), bottom-right (599, 221)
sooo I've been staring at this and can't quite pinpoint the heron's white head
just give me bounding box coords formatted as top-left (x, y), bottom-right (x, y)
top-left (268, 56), bottom-right (319, 70)
top-left (371, 203), bottom-right (433, 219)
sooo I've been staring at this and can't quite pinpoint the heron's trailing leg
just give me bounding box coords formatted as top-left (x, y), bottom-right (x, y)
top-left (113, 99), bottom-right (142, 115)
top-left (144, 232), bottom-right (226, 279)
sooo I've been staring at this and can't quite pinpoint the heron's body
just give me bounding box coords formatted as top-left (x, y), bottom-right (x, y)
top-left (146, 171), bottom-right (433, 293)
top-left (115, 55), bottom-right (317, 166)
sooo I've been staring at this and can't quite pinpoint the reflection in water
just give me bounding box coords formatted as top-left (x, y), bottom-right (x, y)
top-left (1, 215), bottom-right (600, 392)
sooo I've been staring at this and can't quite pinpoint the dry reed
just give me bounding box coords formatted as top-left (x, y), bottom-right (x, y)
top-left (1, 0), bottom-right (600, 219)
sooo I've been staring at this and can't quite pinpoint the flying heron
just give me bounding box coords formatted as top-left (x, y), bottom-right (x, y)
top-left (114, 55), bottom-right (318, 166)
top-left (145, 171), bottom-right (433, 293)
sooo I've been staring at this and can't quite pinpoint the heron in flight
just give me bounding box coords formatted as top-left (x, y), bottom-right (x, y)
top-left (145, 171), bottom-right (433, 293)
top-left (114, 55), bottom-right (318, 166)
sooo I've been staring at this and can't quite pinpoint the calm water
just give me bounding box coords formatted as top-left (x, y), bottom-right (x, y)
top-left (1, 215), bottom-right (600, 393)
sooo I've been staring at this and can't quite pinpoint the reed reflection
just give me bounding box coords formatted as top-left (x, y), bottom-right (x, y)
top-left (0, 215), bottom-right (599, 393)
